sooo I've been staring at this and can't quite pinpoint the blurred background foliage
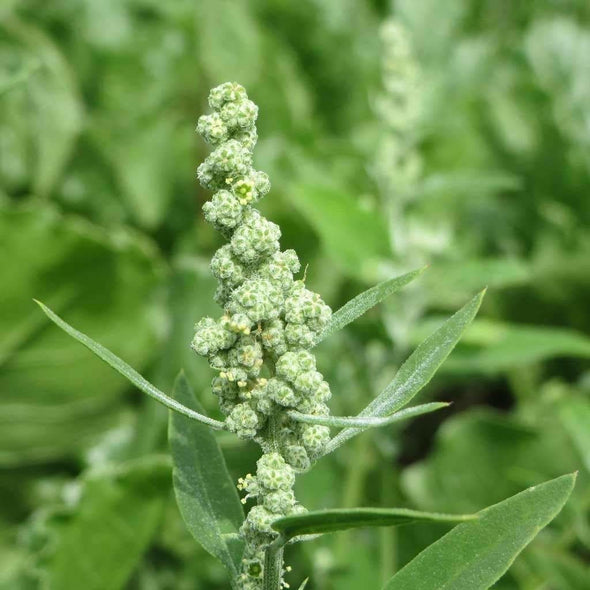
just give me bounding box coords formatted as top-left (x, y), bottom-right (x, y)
top-left (1, 0), bottom-right (589, 588)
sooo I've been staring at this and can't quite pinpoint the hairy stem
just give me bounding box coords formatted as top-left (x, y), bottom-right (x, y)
top-left (263, 542), bottom-right (284, 590)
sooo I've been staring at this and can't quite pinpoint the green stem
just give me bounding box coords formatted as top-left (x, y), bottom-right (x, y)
top-left (263, 541), bottom-right (284, 590)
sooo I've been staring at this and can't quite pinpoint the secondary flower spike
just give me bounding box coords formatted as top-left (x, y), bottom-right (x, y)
top-left (193, 82), bottom-right (333, 589)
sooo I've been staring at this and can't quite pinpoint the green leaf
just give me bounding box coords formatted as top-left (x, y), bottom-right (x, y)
top-left (559, 398), bottom-right (590, 473)
top-left (525, 546), bottom-right (590, 590)
top-left (289, 402), bottom-right (449, 429)
top-left (297, 579), bottom-right (309, 590)
top-left (327, 291), bottom-right (485, 452)
top-left (0, 203), bottom-right (163, 465)
top-left (196, 0), bottom-right (262, 87)
top-left (383, 474), bottom-right (576, 590)
top-left (43, 455), bottom-right (170, 590)
top-left (35, 301), bottom-right (225, 429)
top-left (317, 267), bottom-right (427, 344)
top-left (272, 507), bottom-right (476, 543)
top-left (169, 373), bottom-right (245, 581)
top-left (400, 408), bottom-right (582, 515)
top-left (421, 258), bottom-right (530, 306)
top-left (289, 184), bottom-right (390, 279)
top-left (1, 18), bottom-right (83, 197)
top-left (439, 320), bottom-right (590, 373)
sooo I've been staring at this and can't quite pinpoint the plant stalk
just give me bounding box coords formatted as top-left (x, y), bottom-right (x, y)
top-left (263, 541), bottom-right (284, 590)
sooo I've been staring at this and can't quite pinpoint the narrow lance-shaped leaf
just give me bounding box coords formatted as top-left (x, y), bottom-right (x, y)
top-left (317, 267), bottom-right (427, 344)
top-left (272, 507), bottom-right (476, 544)
top-left (326, 290), bottom-right (485, 454)
top-left (34, 300), bottom-right (225, 429)
top-left (169, 373), bottom-right (245, 582)
top-left (383, 473), bottom-right (576, 590)
top-left (288, 402), bottom-right (449, 428)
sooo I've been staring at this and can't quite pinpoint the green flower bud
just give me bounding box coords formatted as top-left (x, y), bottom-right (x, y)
top-left (282, 444), bottom-right (311, 472)
top-left (240, 505), bottom-right (278, 546)
top-left (226, 403), bottom-right (261, 439)
top-left (294, 370), bottom-right (324, 396)
top-left (267, 378), bottom-right (300, 407)
top-left (228, 335), bottom-right (264, 377)
top-left (256, 452), bottom-right (295, 491)
top-left (196, 112), bottom-right (228, 145)
top-left (260, 319), bottom-right (288, 356)
top-left (191, 317), bottom-right (236, 357)
top-left (263, 490), bottom-right (296, 514)
top-left (211, 375), bottom-right (240, 400)
top-left (211, 245), bottom-right (247, 287)
top-left (275, 351), bottom-right (316, 383)
top-left (203, 190), bottom-right (243, 231)
top-left (300, 424), bottom-right (330, 457)
top-left (284, 322), bottom-right (315, 349)
top-left (230, 209), bottom-right (281, 265)
top-left (227, 278), bottom-right (283, 323)
top-left (256, 250), bottom-right (300, 293)
top-left (208, 82), bottom-right (248, 110)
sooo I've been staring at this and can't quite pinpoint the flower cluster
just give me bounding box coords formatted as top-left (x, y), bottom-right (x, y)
top-left (192, 82), bottom-right (334, 589)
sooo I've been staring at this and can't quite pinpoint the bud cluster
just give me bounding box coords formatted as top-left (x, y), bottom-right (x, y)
top-left (192, 82), bottom-right (334, 589)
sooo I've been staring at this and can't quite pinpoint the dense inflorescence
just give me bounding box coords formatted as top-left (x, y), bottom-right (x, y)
top-left (192, 82), bottom-right (333, 589)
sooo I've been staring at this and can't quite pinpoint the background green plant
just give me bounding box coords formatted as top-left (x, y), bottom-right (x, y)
top-left (1, 0), bottom-right (589, 588)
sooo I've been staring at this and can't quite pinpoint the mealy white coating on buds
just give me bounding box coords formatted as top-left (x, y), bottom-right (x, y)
top-left (194, 82), bottom-right (334, 589)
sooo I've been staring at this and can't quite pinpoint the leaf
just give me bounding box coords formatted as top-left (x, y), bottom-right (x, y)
top-left (317, 267), bottom-right (427, 344)
top-left (288, 402), bottom-right (449, 429)
top-left (1, 18), bottom-right (83, 197)
top-left (272, 507), bottom-right (476, 543)
top-left (196, 0), bottom-right (262, 87)
top-left (400, 408), bottom-right (582, 515)
top-left (327, 291), bottom-right (484, 453)
top-left (421, 258), bottom-right (530, 306)
top-left (383, 474), bottom-right (576, 590)
top-left (0, 203), bottom-right (163, 465)
top-left (103, 118), bottom-right (180, 229)
top-left (289, 184), bottom-right (390, 279)
top-left (525, 546), bottom-right (590, 590)
top-left (297, 579), bottom-right (309, 590)
top-left (43, 455), bottom-right (170, 590)
top-left (35, 301), bottom-right (225, 430)
top-left (439, 319), bottom-right (590, 373)
top-left (169, 373), bottom-right (245, 580)
top-left (559, 398), bottom-right (590, 473)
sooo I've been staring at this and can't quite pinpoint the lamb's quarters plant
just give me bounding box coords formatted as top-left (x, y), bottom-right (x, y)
top-left (35, 82), bottom-right (576, 590)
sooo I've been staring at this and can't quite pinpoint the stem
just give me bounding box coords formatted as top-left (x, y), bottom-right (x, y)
top-left (263, 541), bottom-right (284, 590)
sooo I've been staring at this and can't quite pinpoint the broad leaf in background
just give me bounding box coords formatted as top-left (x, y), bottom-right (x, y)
top-left (422, 258), bottom-right (530, 306)
top-left (0, 203), bottom-right (164, 465)
top-left (401, 408), bottom-right (581, 514)
top-left (196, 0), bottom-right (262, 87)
top-left (525, 546), bottom-right (590, 590)
top-left (169, 373), bottom-right (245, 581)
top-left (40, 455), bottom-right (170, 590)
top-left (559, 397), bottom-right (590, 473)
top-left (384, 474), bottom-right (576, 590)
top-left (327, 290), bottom-right (484, 452)
top-left (0, 18), bottom-right (82, 197)
top-left (289, 184), bottom-right (390, 279)
top-left (272, 507), bottom-right (475, 543)
top-left (101, 118), bottom-right (182, 229)
top-left (526, 18), bottom-right (590, 159)
top-left (430, 319), bottom-right (590, 373)
top-left (318, 266), bottom-right (426, 343)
